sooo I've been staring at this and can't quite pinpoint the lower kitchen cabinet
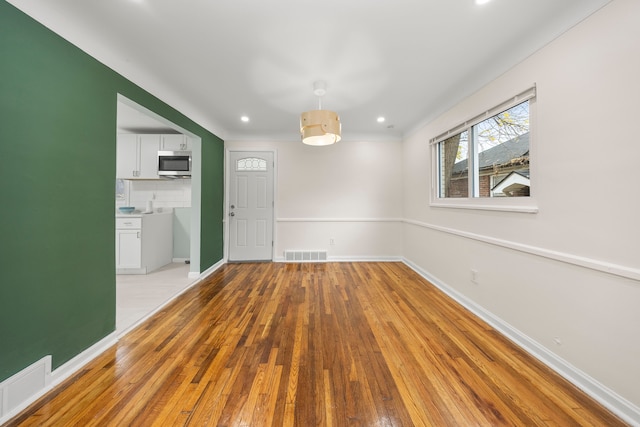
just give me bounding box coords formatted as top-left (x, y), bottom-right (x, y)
top-left (116, 228), bottom-right (142, 269)
top-left (116, 212), bottom-right (173, 274)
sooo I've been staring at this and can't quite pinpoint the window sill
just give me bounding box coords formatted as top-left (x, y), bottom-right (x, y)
top-left (430, 200), bottom-right (538, 214)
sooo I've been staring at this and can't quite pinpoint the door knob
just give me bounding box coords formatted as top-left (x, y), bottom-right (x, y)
top-left (229, 212), bottom-right (235, 217)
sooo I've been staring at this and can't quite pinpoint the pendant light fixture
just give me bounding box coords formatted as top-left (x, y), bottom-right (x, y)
top-left (300, 81), bottom-right (341, 146)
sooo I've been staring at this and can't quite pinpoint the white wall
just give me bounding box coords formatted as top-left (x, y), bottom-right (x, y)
top-left (403, 0), bottom-right (639, 418)
top-left (225, 140), bottom-right (404, 260)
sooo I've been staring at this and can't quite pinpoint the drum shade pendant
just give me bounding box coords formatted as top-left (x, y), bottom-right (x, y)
top-left (300, 81), bottom-right (341, 146)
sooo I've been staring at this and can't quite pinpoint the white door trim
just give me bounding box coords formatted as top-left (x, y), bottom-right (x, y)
top-left (224, 149), bottom-right (277, 262)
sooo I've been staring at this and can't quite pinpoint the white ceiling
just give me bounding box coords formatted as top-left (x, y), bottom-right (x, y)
top-left (9, 0), bottom-right (610, 141)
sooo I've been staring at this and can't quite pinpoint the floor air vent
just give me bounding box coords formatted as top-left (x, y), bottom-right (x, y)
top-left (284, 250), bottom-right (328, 262)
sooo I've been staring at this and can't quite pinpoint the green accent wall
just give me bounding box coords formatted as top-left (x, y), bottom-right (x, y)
top-left (0, 1), bottom-right (224, 382)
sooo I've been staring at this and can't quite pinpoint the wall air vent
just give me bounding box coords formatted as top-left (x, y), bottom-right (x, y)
top-left (284, 250), bottom-right (328, 262)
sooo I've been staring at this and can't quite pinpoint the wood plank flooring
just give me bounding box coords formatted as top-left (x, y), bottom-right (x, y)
top-left (6, 262), bottom-right (626, 426)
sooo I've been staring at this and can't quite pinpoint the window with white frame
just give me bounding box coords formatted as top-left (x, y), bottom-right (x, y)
top-left (433, 87), bottom-right (535, 202)
top-left (236, 157), bottom-right (267, 172)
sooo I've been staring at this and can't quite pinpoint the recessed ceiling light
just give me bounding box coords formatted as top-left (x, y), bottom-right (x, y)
top-left (377, 116), bottom-right (386, 123)
top-left (241, 116), bottom-right (250, 123)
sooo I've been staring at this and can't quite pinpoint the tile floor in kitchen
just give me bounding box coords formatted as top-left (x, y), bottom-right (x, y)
top-left (116, 262), bottom-right (197, 335)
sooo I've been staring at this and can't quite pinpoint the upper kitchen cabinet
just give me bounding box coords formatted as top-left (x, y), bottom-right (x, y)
top-left (116, 134), bottom-right (161, 179)
top-left (138, 135), bottom-right (161, 178)
top-left (116, 134), bottom-right (137, 179)
top-left (161, 134), bottom-right (191, 151)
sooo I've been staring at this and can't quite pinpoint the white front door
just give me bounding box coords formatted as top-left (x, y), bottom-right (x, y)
top-left (228, 151), bottom-right (274, 261)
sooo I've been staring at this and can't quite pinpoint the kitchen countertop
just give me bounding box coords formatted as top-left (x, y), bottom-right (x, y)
top-left (116, 209), bottom-right (173, 218)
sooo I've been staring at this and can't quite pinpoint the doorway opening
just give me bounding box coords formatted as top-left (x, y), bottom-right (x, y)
top-left (115, 94), bottom-right (203, 334)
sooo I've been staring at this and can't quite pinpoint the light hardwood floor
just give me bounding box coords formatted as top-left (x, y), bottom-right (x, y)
top-left (7, 262), bottom-right (626, 426)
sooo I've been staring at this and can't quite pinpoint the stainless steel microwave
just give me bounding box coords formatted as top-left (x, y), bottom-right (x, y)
top-left (158, 151), bottom-right (191, 178)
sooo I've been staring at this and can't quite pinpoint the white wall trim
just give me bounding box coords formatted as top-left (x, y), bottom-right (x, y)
top-left (402, 258), bottom-right (640, 426)
top-left (277, 217), bottom-right (404, 223)
top-left (49, 333), bottom-right (119, 387)
top-left (0, 332), bottom-right (117, 425)
top-left (192, 258), bottom-right (224, 278)
top-left (404, 218), bottom-right (640, 282)
top-left (429, 202), bottom-right (539, 214)
top-left (274, 256), bottom-right (403, 263)
top-left (328, 256), bottom-right (403, 262)
top-left (189, 258), bottom-right (224, 279)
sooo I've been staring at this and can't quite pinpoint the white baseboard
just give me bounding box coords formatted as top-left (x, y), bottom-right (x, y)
top-left (0, 331), bottom-right (117, 425)
top-left (185, 259), bottom-right (224, 279)
top-left (49, 332), bottom-right (119, 387)
top-left (402, 258), bottom-right (640, 427)
top-left (273, 256), bottom-right (403, 263)
top-left (190, 259), bottom-right (224, 278)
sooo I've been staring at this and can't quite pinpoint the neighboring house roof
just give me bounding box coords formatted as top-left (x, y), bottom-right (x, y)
top-left (491, 170), bottom-right (530, 195)
top-left (452, 132), bottom-right (529, 174)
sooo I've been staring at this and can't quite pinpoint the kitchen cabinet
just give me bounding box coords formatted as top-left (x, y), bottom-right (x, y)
top-left (116, 134), bottom-right (161, 179)
top-left (116, 134), bottom-right (137, 179)
top-left (160, 134), bottom-right (191, 151)
top-left (116, 212), bottom-right (173, 274)
top-left (116, 218), bottom-right (142, 269)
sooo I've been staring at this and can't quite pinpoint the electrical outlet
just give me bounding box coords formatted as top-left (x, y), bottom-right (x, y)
top-left (470, 269), bottom-right (478, 284)
top-left (329, 238), bottom-right (335, 246)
